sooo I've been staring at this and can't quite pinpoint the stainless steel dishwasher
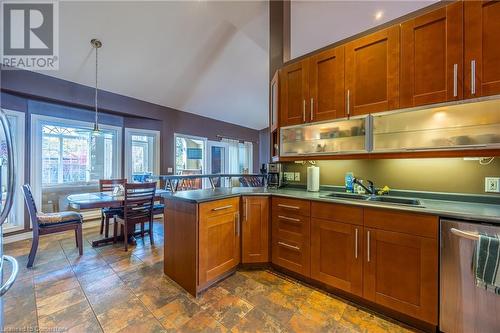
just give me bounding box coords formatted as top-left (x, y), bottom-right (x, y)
top-left (440, 219), bottom-right (500, 333)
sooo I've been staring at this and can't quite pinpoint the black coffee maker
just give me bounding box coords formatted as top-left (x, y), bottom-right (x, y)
top-left (266, 163), bottom-right (282, 188)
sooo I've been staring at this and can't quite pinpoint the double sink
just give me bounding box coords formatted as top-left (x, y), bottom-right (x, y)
top-left (321, 192), bottom-right (423, 207)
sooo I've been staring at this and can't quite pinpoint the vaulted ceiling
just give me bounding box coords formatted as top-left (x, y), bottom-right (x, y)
top-left (40, 1), bottom-right (270, 130)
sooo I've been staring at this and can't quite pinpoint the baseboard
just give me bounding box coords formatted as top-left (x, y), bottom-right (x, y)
top-left (3, 219), bottom-right (102, 244)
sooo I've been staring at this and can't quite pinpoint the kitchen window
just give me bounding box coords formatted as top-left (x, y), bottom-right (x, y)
top-left (31, 115), bottom-right (121, 215)
top-left (125, 128), bottom-right (160, 181)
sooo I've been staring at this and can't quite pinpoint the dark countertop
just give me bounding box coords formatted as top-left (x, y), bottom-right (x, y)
top-left (161, 187), bottom-right (500, 224)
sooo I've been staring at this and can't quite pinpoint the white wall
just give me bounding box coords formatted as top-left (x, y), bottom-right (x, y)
top-left (291, 0), bottom-right (438, 59)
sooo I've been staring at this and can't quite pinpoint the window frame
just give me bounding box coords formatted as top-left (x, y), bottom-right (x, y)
top-left (124, 128), bottom-right (161, 181)
top-left (30, 114), bottom-right (122, 210)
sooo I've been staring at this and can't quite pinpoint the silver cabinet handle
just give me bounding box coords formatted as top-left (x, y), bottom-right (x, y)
top-left (346, 89), bottom-right (350, 118)
top-left (0, 255), bottom-right (19, 296)
top-left (471, 60), bottom-right (476, 95)
top-left (302, 99), bottom-right (306, 122)
top-left (235, 212), bottom-right (240, 236)
top-left (367, 230), bottom-right (371, 262)
top-left (245, 199), bottom-right (248, 221)
top-left (278, 215), bottom-right (301, 223)
top-left (310, 98), bottom-right (314, 121)
top-left (278, 241), bottom-right (300, 251)
top-left (355, 228), bottom-right (358, 259)
top-left (277, 204), bottom-right (299, 210)
top-left (212, 205), bottom-right (232, 211)
top-left (453, 63), bottom-right (458, 97)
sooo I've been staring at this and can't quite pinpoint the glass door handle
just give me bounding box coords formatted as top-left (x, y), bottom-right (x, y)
top-left (0, 109), bottom-right (15, 225)
top-left (0, 255), bottom-right (19, 296)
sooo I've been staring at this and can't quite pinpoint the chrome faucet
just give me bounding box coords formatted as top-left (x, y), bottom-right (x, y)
top-left (353, 178), bottom-right (375, 196)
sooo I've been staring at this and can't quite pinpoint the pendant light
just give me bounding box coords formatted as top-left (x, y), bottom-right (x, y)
top-left (91, 38), bottom-right (102, 135)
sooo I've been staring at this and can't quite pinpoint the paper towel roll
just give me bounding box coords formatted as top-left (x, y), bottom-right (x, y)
top-left (307, 166), bottom-right (320, 192)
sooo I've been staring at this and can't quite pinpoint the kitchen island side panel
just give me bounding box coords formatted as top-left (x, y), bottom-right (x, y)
top-left (164, 198), bottom-right (198, 296)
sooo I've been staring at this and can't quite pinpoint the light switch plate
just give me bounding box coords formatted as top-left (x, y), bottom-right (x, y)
top-left (167, 167), bottom-right (173, 173)
top-left (284, 172), bottom-right (295, 181)
top-left (294, 172), bottom-right (301, 181)
top-left (485, 177), bottom-right (500, 193)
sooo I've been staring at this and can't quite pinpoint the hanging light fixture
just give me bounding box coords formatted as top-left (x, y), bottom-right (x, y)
top-left (91, 38), bottom-right (102, 135)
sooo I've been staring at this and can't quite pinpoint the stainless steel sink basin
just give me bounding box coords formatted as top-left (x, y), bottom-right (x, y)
top-left (367, 196), bottom-right (422, 206)
top-left (322, 193), bottom-right (368, 200)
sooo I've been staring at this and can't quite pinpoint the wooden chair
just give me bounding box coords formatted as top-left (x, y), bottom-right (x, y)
top-left (22, 184), bottom-right (83, 268)
top-left (113, 182), bottom-right (156, 251)
top-left (99, 179), bottom-right (126, 237)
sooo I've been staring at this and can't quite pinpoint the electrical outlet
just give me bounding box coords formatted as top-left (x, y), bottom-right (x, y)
top-left (284, 172), bottom-right (295, 181)
top-left (167, 167), bottom-right (173, 173)
top-left (485, 177), bottom-right (500, 193)
top-left (294, 172), bottom-right (301, 181)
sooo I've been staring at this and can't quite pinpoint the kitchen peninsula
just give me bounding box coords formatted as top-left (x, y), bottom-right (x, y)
top-left (162, 186), bottom-right (500, 330)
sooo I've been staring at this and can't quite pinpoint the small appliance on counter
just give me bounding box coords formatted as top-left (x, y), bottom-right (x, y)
top-left (307, 166), bottom-right (320, 192)
top-left (267, 163), bottom-right (283, 188)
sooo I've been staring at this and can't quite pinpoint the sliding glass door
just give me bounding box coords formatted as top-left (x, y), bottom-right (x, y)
top-left (31, 115), bottom-right (121, 219)
top-left (207, 141), bottom-right (229, 187)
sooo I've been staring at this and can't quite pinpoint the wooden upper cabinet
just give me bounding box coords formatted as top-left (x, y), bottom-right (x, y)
top-left (309, 46), bottom-right (346, 121)
top-left (345, 26), bottom-right (400, 116)
top-left (465, 0), bottom-right (500, 98)
top-left (281, 60), bottom-right (309, 126)
top-left (242, 196), bottom-right (269, 264)
top-left (400, 2), bottom-right (463, 108)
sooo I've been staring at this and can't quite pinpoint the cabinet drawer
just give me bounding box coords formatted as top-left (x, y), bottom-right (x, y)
top-left (272, 236), bottom-right (310, 277)
top-left (272, 197), bottom-right (311, 217)
top-left (364, 208), bottom-right (438, 239)
top-left (311, 202), bottom-right (363, 225)
top-left (199, 197), bottom-right (239, 217)
top-left (273, 213), bottom-right (308, 237)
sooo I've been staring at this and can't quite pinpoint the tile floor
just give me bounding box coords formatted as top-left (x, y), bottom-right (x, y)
top-left (3, 221), bottom-right (419, 333)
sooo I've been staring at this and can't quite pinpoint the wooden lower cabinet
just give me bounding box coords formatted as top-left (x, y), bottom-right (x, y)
top-left (241, 196), bottom-right (269, 264)
top-left (198, 198), bottom-right (240, 288)
top-left (363, 227), bottom-right (438, 325)
top-left (311, 218), bottom-right (363, 296)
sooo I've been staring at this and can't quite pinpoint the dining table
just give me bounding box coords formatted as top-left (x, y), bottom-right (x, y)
top-left (67, 189), bottom-right (168, 247)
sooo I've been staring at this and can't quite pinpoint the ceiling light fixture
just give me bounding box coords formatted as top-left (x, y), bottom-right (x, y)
top-left (374, 11), bottom-right (384, 21)
top-left (91, 38), bottom-right (102, 135)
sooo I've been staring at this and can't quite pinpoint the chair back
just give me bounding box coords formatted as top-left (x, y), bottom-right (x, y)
top-left (239, 176), bottom-right (264, 187)
top-left (99, 179), bottom-right (127, 192)
top-left (22, 184), bottom-right (38, 226)
top-left (124, 182), bottom-right (156, 224)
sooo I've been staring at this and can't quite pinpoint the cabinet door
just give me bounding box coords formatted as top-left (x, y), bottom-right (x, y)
top-left (363, 228), bottom-right (438, 325)
top-left (281, 60), bottom-right (309, 126)
top-left (309, 46), bottom-right (345, 121)
top-left (242, 196), bottom-right (269, 264)
top-left (465, 0), bottom-right (500, 98)
top-left (400, 2), bottom-right (463, 108)
top-left (311, 219), bottom-right (363, 296)
top-left (345, 26), bottom-right (400, 116)
top-left (199, 209), bottom-right (240, 286)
